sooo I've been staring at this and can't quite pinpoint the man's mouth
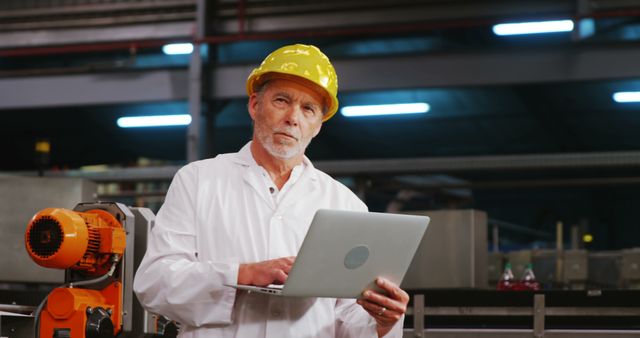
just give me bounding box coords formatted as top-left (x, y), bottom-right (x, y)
top-left (275, 132), bottom-right (298, 141)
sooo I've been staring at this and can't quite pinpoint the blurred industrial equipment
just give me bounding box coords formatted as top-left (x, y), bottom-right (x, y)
top-left (589, 248), bottom-right (640, 290)
top-left (0, 177), bottom-right (95, 284)
top-left (25, 202), bottom-right (130, 337)
top-left (0, 177), bottom-right (175, 338)
top-left (400, 209), bottom-right (640, 337)
top-left (3, 177), bottom-right (640, 337)
top-left (23, 201), bottom-right (177, 338)
top-left (402, 209), bottom-right (488, 289)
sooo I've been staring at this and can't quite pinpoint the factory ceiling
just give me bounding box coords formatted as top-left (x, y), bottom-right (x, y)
top-left (1, 0), bottom-right (640, 249)
top-left (0, 0), bottom-right (639, 173)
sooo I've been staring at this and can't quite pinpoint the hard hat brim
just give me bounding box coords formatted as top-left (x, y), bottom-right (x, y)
top-left (247, 71), bottom-right (339, 122)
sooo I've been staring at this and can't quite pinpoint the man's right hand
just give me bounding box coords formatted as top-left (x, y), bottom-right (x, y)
top-left (237, 256), bottom-right (295, 286)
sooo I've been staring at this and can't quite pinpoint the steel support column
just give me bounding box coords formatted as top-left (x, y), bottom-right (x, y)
top-left (187, 0), bottom-right (206, 162)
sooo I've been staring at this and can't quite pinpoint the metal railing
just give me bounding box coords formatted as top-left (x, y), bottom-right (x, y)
top-left (405, 293), bottom-right (640, 338)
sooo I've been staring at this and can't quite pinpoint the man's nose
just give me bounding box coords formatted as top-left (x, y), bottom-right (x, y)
top-left (284, 106), bottom-right (300, 126)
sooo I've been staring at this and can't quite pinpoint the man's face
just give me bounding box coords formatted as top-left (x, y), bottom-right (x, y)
top-left (249, 78), bottom-right (325, 160)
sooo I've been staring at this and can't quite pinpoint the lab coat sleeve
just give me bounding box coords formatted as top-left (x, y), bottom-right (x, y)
top-left (133, 165), bottom-right (238, 327)
top-left (334, 298), bottom-right (404, 338)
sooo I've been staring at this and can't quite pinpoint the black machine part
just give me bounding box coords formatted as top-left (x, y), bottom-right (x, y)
top-left (85, 307), bottom-right (114, 338)
top-left (156, 316), bottom-right (178, 338)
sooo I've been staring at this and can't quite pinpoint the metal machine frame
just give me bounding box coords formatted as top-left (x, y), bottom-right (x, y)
top-left (404, 291), bottom-right (640, 338)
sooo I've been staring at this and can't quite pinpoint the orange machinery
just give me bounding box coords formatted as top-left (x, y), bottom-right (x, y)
top-left (25, 202), bottom-right (136, 338)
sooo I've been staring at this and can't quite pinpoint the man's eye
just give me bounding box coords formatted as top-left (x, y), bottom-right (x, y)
top-left (304, 106), bottom-right (317, 115)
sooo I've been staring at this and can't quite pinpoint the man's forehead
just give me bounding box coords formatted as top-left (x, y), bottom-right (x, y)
top-left (264, 79), bottom-right (324, 105)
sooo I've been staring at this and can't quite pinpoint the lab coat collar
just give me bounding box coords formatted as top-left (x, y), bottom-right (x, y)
top-left (232, 141), bottom-right (319, 182)
top-left (235, 141), bottom-right (321, 210)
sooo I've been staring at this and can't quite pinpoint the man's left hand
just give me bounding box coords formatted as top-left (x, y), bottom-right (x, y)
top-left (357, 277), bottom-right (409, 337)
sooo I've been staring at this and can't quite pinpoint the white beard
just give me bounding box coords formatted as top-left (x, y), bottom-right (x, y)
top-left (255, 124), bottom-right (311, 160)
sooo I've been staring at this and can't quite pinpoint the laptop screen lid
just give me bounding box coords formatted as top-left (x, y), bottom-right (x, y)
top-left (281, 209), bottom-right (429, 298)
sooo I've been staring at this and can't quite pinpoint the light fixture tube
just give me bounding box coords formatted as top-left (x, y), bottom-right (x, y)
top-left (340, 103), bottom-right (430, 117)
top-left (117, 114), bottom-right (192, 128)
top-left (162, 43), bottom-right (194, 55)
top-left (493, 20), bottom-right (574, 36)
top-left (613, 91), bottom-right (640, 103)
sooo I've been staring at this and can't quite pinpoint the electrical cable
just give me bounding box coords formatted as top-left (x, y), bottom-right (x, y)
top-left (69, 255), bottom-right (119, 288)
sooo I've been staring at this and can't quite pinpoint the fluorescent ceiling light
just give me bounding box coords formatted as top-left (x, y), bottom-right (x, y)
top-left (341, 103), bottom-right (430, 117)
top-left (117, 114), bottom-right (192, 128)
top-left (162, 43), bottom-right (194, 55)
top-left (493, 20), bottom-right (574, 36)
top-left (613, 91), bottom-right (640, 103)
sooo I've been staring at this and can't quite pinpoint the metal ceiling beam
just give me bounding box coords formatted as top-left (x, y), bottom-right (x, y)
top-left (0, 0), bottom-right (573, 44)
top-left (0, 0), bottom-right (637, 49)
top-left (0, 0), bottom-right (195, 19)
top-left (342, 44), bottom-right (640, 88)
top-left (218, 1), bottom-right (574, 34)
top-left (0, 69), bottom-right (188, 109)
top-left (2, 43), bottom-right (640, 109)
top-left (0, 13), bottom-right (194, 31)
top-left (377, 177), bottom-right (640, 191)
top-left (12, 150), bottom-right (640, 182)
top-left (316, 151), bottom-right (640, 176)
top-left (0, 21), bottom-right (193, 49)
top-left (213, 43), bottom-right (640, 98)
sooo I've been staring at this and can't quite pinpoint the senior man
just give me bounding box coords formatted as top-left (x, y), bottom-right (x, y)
top-left (133, 44), bottom-right (409, 337)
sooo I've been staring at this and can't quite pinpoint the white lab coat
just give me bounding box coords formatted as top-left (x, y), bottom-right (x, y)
top-left (133, 142), bottom-right (403, 337)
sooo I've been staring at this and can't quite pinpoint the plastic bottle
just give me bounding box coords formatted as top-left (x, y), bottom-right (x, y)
top-left (521, 263), bottom-right (541, 291)
top-left (497, 262), bottom-right (515, 291)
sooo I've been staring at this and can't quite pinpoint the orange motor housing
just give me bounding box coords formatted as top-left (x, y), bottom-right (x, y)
top-left (25, 208), bottom-right (126, 275)
top-left (39, 281), bottom-right (124, 337)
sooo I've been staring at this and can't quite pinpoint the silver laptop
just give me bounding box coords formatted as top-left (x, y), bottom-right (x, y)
top-left (226, 209), bottom-right (430, 298)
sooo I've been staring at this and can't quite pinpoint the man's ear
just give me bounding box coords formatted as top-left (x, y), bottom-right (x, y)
top-left (312, 123), bottom-right (322, 138)
top-left (248, 93), bottom-right (259, 121)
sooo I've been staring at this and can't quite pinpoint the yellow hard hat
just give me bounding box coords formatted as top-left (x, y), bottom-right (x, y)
top-left (246, 44), bottom-right (339, 122)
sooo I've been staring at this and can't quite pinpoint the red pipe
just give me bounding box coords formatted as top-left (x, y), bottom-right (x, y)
top-left (0, 9), bottom-right (638, 58)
